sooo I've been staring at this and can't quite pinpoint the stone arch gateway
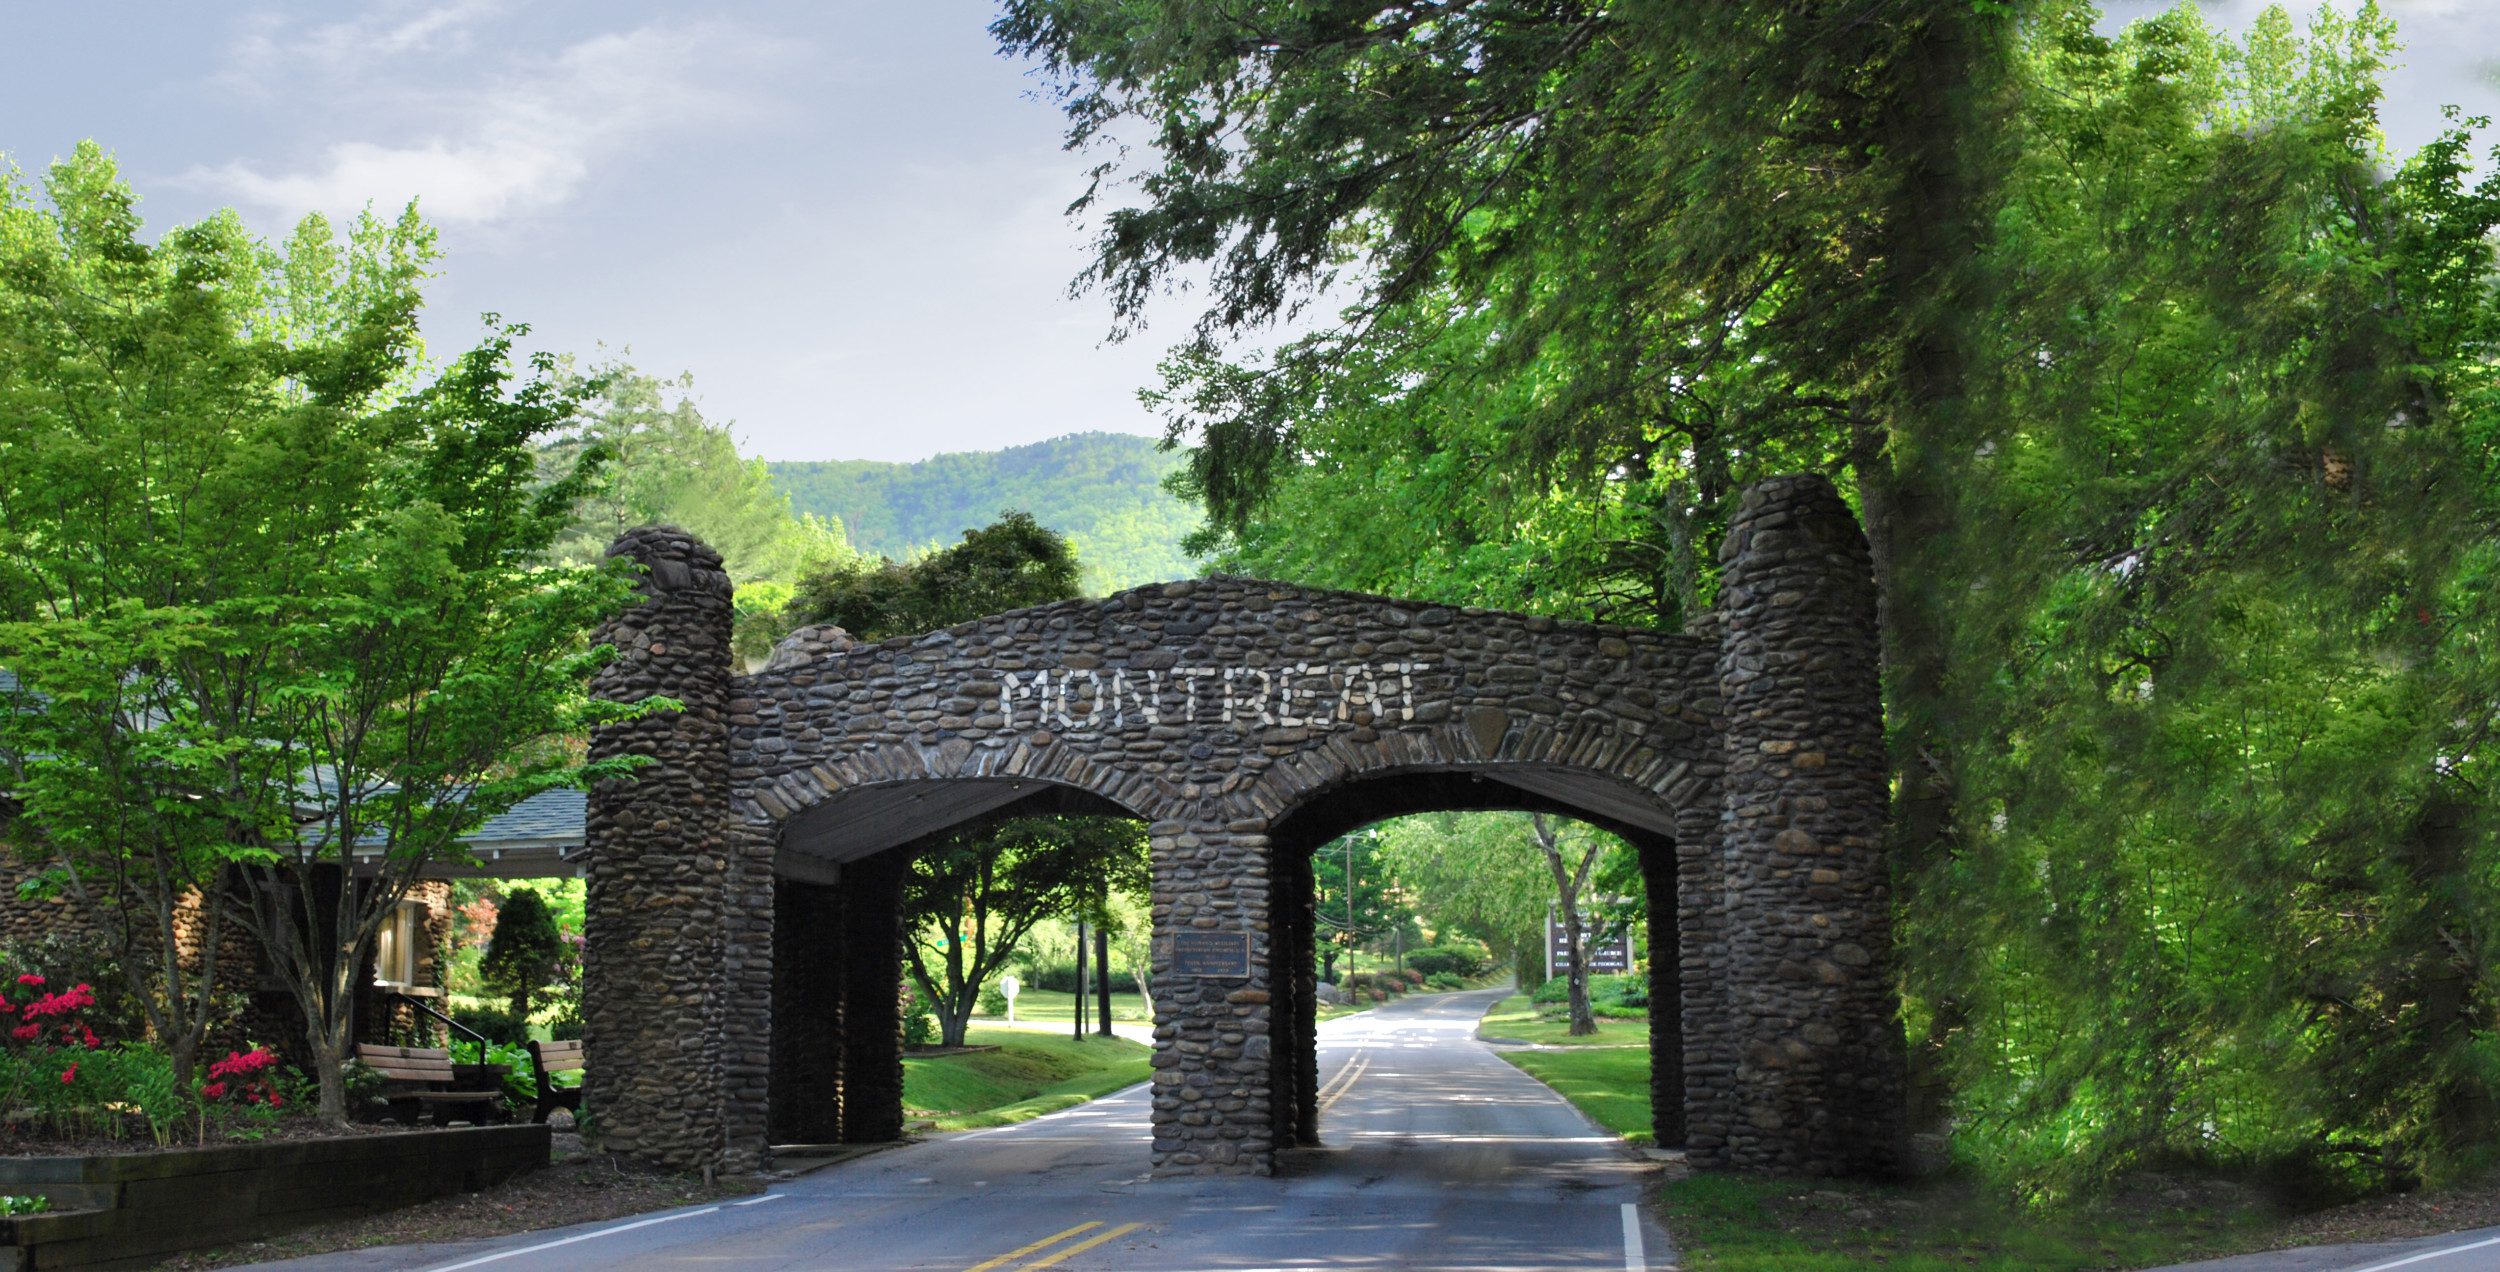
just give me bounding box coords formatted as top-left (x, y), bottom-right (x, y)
top-left (578, 474), bottom-right (1906, 1179)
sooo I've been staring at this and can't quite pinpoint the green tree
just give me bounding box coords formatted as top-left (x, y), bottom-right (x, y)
top-left (1005, 0), bottom-right (2500, 1194)
top-left (998, 0), bottom-right (2012, 1095)
top-left (544, 357), bottom-right (852, 666)
top-left (479, 887), bottom-right (564, 1036)
top-left (904, 815), bottom-right (1148, 1046)
top-left (1310, 827), bottom-right (1410, 983)
top-left (0, 145), bottom-right (648, 1120)
top-left (1375, 813), bottom-right (1550, 986)
top-left (1527, 815), bottom-right (1618, 1037)
top-left (788, 511), bottom-right (1081, 638)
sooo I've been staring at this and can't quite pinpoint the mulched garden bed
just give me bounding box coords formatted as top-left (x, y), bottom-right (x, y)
top-left (149, 1127), bottom-right (763, 1270)
top-left (2263, 1169), bottom-right (2500, 1250)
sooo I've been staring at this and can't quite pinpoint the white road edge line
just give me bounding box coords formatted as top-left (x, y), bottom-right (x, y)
top-left (954, 1080), bottom-right (1155, 1140)
top-left (730, 1193), bottom-right (785, 1206)
top-left (2347, 1234), bottom-right (2500, 1272)
top-left (424, 1205), bottom-right (723, 1271)
top-left (1622, 1202), bottom-right (1646, 1272)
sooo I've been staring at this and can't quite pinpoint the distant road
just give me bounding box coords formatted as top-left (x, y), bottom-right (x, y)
top-left (240, 987), bottom-right (1671, 1271)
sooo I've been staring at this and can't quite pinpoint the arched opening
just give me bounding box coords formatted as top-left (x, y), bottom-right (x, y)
top-left (1259, 765), bottom-right (1686, 1161)
top-left (764, 777), bottom-right (1155, 1152)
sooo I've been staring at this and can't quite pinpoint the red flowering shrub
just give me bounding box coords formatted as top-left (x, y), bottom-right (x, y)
top-left (0, 975), bottom-right (101, 1051)
top-left (203, 1047), bottom-right (284, 1108)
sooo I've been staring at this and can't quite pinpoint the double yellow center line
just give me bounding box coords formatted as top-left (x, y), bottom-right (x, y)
top-left (955, 1050), bottom-right (1370, 1269)
top-left (962, 1221), bottom-right (1144, 1272)
top-left (1316, 1049), bottom-right (1369, 1115)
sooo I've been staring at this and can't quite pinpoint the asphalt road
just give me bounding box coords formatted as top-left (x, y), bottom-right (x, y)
top-left (238, 988), bottom-right (1670, 1272)
top-left (2148, 1227), bottom-right (2500, 1272)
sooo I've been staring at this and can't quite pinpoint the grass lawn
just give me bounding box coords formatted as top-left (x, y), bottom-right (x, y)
top-left (1476, 994), bottom-right (1652, 1046)
top-left (903, 1027), bottom-right (1150, 1132)
top-left (1662, 1173), bottom-right (2268, 1272)
top-left (1500, 1046), bottom-right (1653, 1142)
top-left (972, 991), bottom-right (1152, 1024)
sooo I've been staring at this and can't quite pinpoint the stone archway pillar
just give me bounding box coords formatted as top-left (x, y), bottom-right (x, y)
top-left (583, 527), bottom-right (742, 1173)
top-left (1630, 830), bottom-right (1685, 1147)
top-left (1149, 823), bottom-right (1275, 1175)
top-left (1711, 475), bottom-right (1906, 1175)
top-left (837, 850), bottom-right (909, 1143)
top-left (769, 876), bottom-right (845, 1144)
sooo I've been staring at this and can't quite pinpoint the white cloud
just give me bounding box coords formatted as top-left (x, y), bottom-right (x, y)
top-left (193, 9), bottom-right (789, 226)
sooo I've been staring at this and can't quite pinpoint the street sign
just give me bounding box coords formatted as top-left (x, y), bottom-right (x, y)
top-left (1545, 906), bottom-right (1635, 980)
top-left (999, 973), bottom-right (1021, 1023)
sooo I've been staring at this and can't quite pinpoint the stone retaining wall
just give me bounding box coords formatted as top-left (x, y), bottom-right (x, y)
top-left (0, 1125), bottom-right (547, 1271)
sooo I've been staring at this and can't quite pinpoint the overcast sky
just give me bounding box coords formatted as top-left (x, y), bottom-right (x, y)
top-left (3, 2), bottom-right (2495, 463)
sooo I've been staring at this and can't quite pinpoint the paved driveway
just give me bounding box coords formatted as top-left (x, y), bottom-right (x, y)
top-left (234, 988), bottom-right (1669, 1271)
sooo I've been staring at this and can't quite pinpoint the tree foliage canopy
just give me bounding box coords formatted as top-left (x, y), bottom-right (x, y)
top-left (1005, 0), bottom-right (2500, 1194)
top-left (0, 144), bottom-right (648, 1118)
top-left (788, 511), bottom-right (1082, 641)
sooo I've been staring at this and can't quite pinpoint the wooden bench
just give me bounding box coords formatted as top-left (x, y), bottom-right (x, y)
top-left (526, 1040), bottom-right (584, 1125)
top-left (353, 1044), bottom-right (508, 1126)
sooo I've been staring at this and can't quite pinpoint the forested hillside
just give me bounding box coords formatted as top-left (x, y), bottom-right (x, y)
top-left (767, 433), bottom-right (1199, 593)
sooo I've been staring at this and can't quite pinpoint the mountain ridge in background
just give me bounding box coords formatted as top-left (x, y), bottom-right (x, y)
top-left (766, 431), bottom-right (1202, 593)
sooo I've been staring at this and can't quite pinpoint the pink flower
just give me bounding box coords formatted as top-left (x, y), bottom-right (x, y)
top-left (58, 1064), bottom-right (75, 1084)
top-left (9, 1024), bottom-right (36, 1042)
top-left (268, 1094), bottom-right (283, 1108)
top-left (15, 974), bottom-right (42, 987)
top-left (202, 1082), bottom-right (227, 1099)
top-left (79, 1026), bottom-right (98, 1049)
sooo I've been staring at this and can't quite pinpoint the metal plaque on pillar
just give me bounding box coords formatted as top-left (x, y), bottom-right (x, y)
top-left (1164, 930), bottom-right (1253, 978)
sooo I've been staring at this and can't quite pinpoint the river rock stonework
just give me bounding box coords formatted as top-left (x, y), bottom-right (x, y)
top-left (580, 475), bottom-right (1903, 1178)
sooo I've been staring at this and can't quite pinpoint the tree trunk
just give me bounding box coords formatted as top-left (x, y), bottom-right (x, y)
top-left (1560, 896), bottom-right (1596, 1037)
top-left (308, 1030), bottom-right (348, 1125)
top-left (297, 962), bottom-right (354, 1125)
top-left (939, 996), bottom-right (974, 1048)
top-left (1531, 816), bottom-right (1602, 1037)
top-left (1094, 925), bottom-right (1113, 1037)
top-left (2400, 791), bottom-right (2487, 1170)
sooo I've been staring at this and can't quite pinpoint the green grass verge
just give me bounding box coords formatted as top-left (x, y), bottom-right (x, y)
top-left (1477, 994), bottom-right (1652, 1046)
top-left (1499, 1046), bottom-right (1654, 1143)
top-left (1662, 1173), bottom-right (2267, 1272)
top-left (903, 1027), bottom-right (1150, 1132)
top-left (972, 991), bottom-right (1153, 1024)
